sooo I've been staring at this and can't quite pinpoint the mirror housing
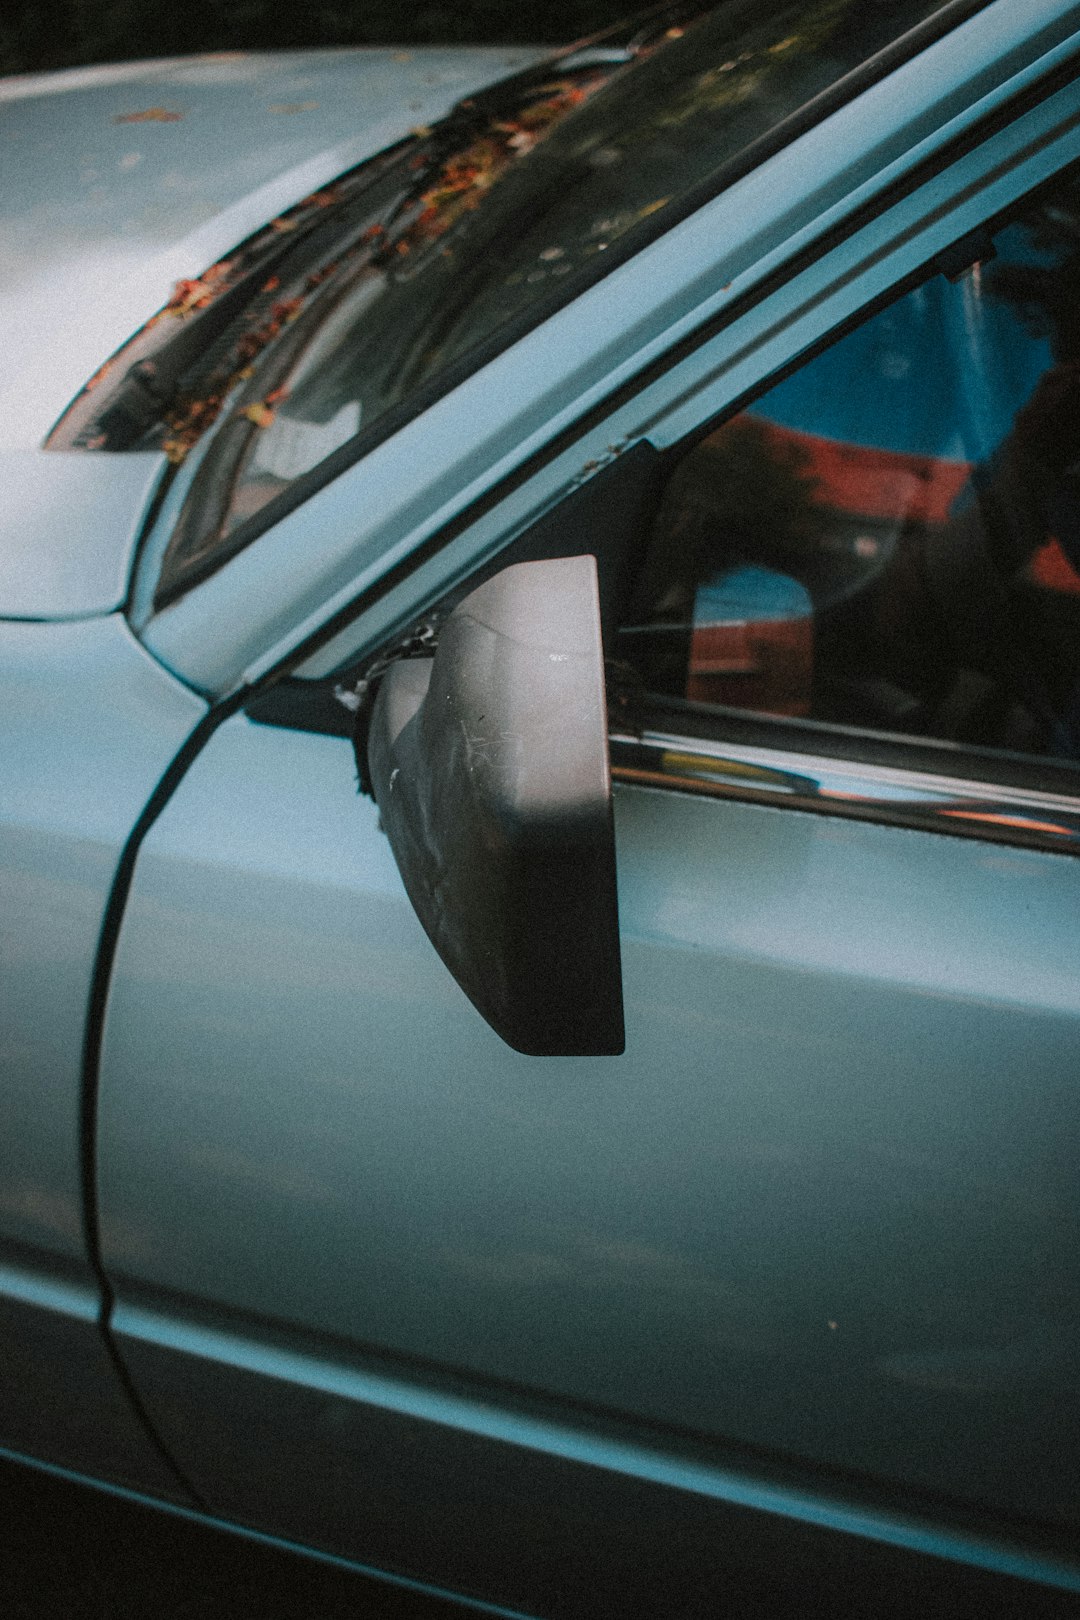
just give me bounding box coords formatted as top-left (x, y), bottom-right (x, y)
top-left (365, 555), bottom-right (624, 1056)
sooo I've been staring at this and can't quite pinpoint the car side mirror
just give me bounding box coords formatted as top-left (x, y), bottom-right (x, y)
top-left (364, 555), bottom-right (624, 1056)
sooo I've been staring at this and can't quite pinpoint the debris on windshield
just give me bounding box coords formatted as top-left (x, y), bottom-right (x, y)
top-left (113, 107), bottom-right (183, 123)
top-left (50, 9), bottom-right (698, 465)
top-left (239, 390), bottom-right (288, 428)
top-left (152, 68), bottom-right (623, 463)
top-left (162, 299), bottom-right (301, 461)
top-left (83, 358), bottom-right (115, 394)
top-left (162, 264), bottom-right (233, 320)
top-left (304, 261), bottom-right (339, 291)
top-left (298, 187), bottom-right (341, 209)
top-left (405, 76), bottom-right (609, 249)
top-left (239, 403), bottom-right (275, 428)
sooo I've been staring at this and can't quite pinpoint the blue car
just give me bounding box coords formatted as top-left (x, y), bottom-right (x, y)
top-left (3, 2), bottom-right (1080, 1613)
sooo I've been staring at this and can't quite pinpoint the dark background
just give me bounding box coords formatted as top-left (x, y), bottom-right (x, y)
top-left (0, 2), bottom-right (633, 77)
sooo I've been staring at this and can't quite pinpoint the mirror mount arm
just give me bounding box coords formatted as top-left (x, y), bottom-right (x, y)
top-left (334, 617), bottom-right (441, 798)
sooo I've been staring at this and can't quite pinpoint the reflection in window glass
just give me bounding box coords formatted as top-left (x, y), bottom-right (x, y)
top-left (157, 0), bottom-right (956, 602)
top-left (623, 170), bottom-right (1080, 764)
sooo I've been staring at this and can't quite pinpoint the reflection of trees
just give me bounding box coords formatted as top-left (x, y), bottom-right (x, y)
top-left (633, 415), bottom-right (831, 622)
top-left (986, 177), bottom-right (1080, 362)
top-left (365, 0), bottom-right (951, 405)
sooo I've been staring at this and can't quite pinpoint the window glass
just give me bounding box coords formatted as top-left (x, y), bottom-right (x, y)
top-left (620, 168), bottom-right (1080, 765)
top-left (153, 0), bottom-right (958, 604)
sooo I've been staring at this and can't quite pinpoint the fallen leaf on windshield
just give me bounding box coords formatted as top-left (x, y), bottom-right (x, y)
top-left (84, 359), bottom-right (114, 393)
top-left (270, 217), bottom-right (297, 232)
top-left (240, 402), bottom-right (276, 427)
top-left (398, 74), bottom-right (611, 255)
top-left (113, 107), bottom-right (183, 123)
top-left (305, 261), bottom-right (338, 290)
top-left (299, 187), bottom-right (341, 208)
top-left (162, 261), bottom-right (231, 319)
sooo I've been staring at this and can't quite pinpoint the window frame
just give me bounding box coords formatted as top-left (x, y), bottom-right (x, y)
top-left (602, 154), bottom-right (1080, 850)
top-left (243, 54), bottom-right (1080, 853)
top-left (136, 0), bottom-right (1080, 699)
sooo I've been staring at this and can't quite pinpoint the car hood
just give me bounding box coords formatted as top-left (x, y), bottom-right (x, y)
top-left (0, 46), bottom-right (546, 455)
top-left (0, 47), bottom-right (547, 619)
top-left (0, 450), bottom-right (164, 619)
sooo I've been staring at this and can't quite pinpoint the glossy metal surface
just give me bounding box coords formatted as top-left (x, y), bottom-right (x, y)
top-left (99, 713), bottom-right (1080, 1545)
top-left (0, 612), bottom-right (204, 1486)
top-left (7, 6), bottom-right (1077, 1606)
top-left (0, 613), bottom-right (205, 1264)
top-left (0, 451), bottom-right (164, 618)
top-left (109, 1304), bottom-right (1080, 1617)
top-left (141, 0), bottom-right (1080, 694)
top-left (0, 47), bottom-right (545, 448)
top-left (611, 730), bottom-right (1080, 856)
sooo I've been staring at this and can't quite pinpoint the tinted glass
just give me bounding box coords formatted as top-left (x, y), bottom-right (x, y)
top-left (621, 166), bottom-right (1080, 765)
top-left (158, 0), bottom-right (960, 601)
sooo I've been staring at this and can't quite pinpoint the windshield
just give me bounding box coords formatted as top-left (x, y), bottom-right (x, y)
top-left (151, 0), bottom-right (965, 604)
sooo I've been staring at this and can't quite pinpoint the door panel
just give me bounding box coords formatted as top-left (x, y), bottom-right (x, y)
top-left (108, 1300), bottom-right (1080, 1620)
top-left (0, 615), bottom-right (204, 1495)
top-left (98, 711), bottom-right (1080, 1556)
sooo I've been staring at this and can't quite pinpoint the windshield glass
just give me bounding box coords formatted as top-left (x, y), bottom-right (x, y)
top-left (157, 0), bottom-right (964, 604)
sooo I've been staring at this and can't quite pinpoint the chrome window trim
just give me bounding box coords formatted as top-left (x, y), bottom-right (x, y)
top-left (610, 727), bottom-right (1080, 854)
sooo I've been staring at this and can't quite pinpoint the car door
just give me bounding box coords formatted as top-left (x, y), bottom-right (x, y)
top-left (95, 19), bottom-right (1080, 1619)
top-left (0, 612), bottom-right (205, 1501)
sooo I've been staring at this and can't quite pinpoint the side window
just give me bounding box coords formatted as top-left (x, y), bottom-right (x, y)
top-left (619, 168), bottom-right (1080, 767)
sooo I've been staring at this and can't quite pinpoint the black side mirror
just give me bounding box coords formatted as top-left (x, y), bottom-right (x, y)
top-left (365, 555), bottom-right (624, 1056)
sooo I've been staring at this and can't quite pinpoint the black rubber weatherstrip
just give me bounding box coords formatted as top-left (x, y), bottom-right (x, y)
top-left (78, 690), bottom-right (248, 1511)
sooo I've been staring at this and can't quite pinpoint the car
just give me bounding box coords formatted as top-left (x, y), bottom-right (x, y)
top-left (3, 1), bottom-right (1080, 1613)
